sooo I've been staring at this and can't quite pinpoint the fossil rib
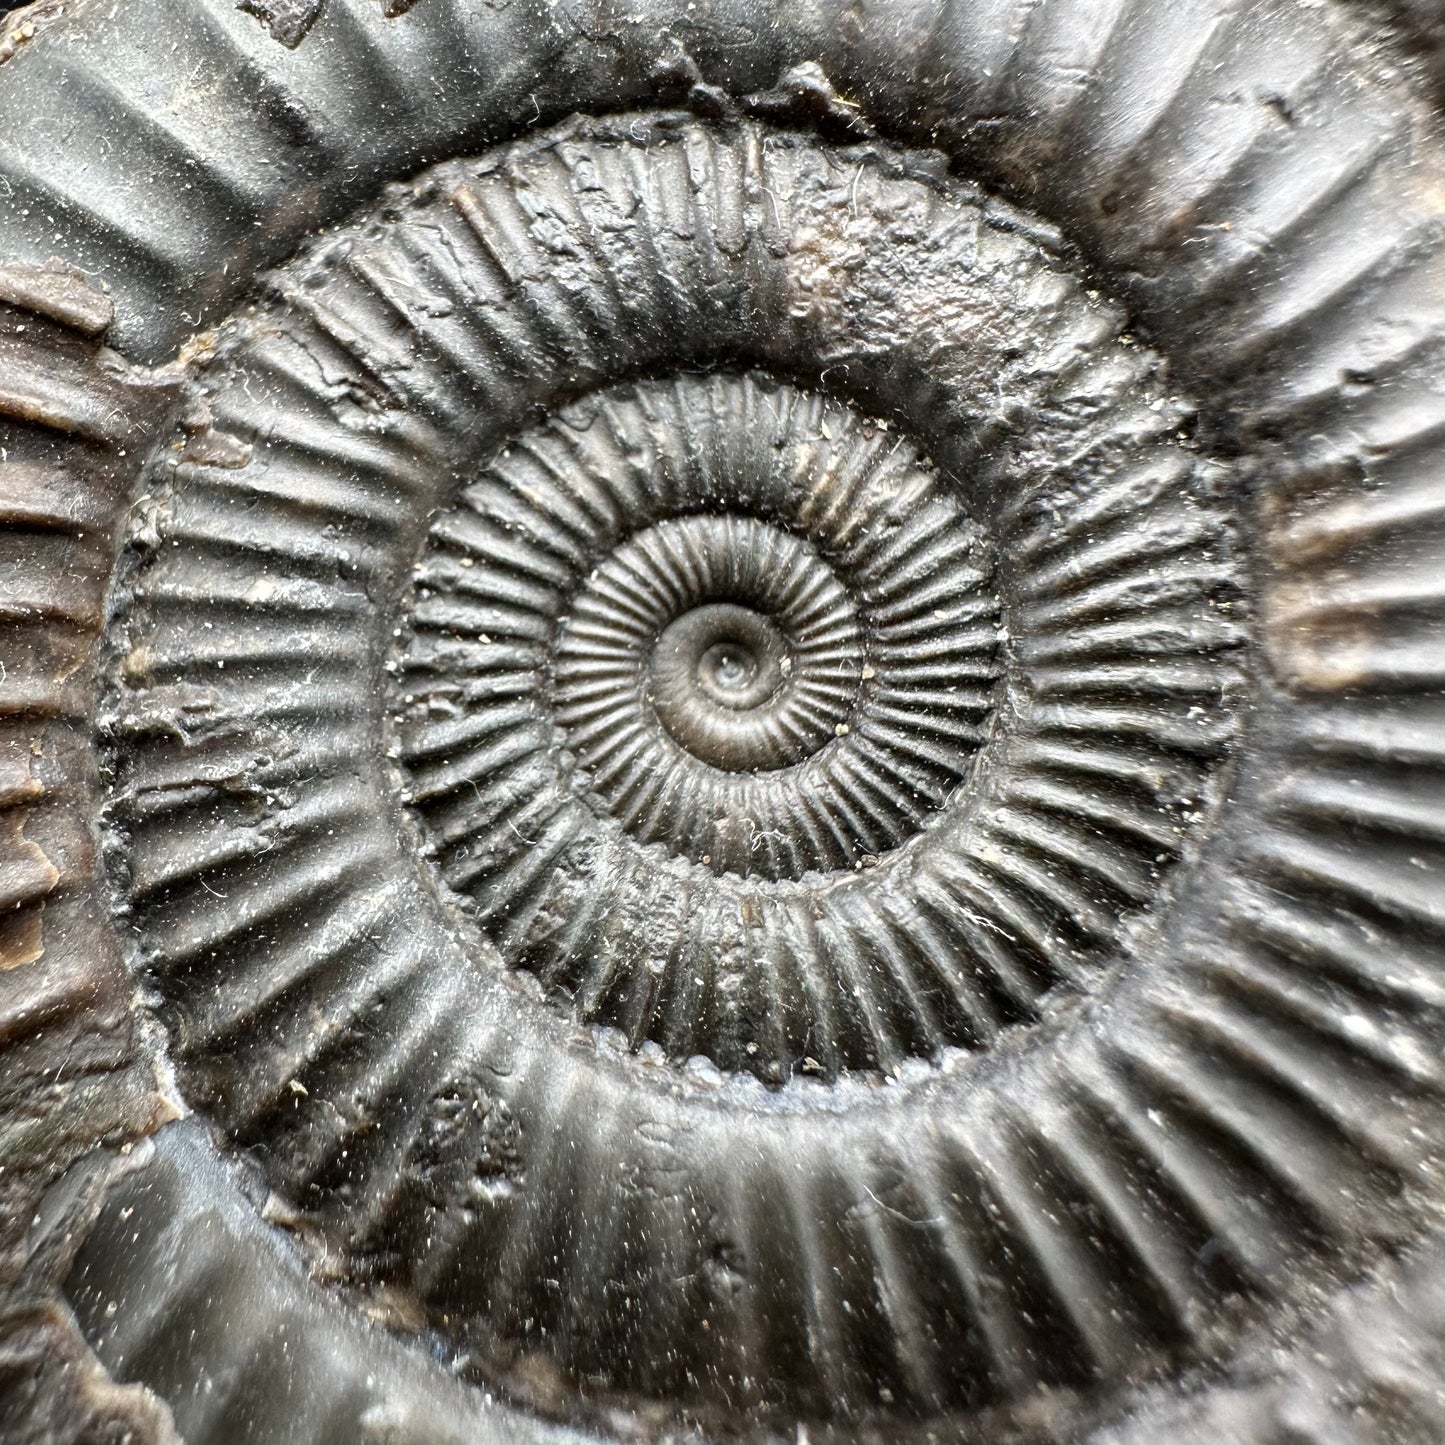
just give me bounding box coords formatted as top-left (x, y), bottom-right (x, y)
top-left (1, 4), bottom-right (1444, 1445)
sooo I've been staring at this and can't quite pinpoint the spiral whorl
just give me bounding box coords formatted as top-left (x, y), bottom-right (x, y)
top-left (4, 0), bottom-right (1445, 1439)
top-left (94, 110), bottom-right (1261, 1429)
top-left (399, 369), bottom-right (1001, 871)
top-left (564, 516), bottom-right (863, 786)
top-left (393, 372), bottom-right (1008, 1074)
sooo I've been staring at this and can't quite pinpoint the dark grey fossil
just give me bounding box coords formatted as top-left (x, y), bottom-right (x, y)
top-left (2, 2), bottom-right (1445, 1444)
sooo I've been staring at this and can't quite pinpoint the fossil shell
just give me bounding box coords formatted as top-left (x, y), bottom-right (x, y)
top-left (5, 2), bottom-right (1445, 1444)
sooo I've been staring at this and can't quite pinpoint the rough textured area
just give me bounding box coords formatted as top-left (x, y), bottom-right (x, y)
top-left (0, 255), bottom-right (182, 1445)
top-left (236, 0), bottom-right (325, 49)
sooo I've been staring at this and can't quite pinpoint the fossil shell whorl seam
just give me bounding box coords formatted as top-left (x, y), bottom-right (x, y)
top-left (93, 113), bottom-right (1258, 1422)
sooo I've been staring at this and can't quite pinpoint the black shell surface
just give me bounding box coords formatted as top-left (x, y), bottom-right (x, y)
top-left (2, 3), bottom-right (1445, 1444)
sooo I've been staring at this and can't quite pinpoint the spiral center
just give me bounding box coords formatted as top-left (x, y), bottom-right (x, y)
top-left (652, 603), bottom-right (795, 767)
top-left (705, 643), bottom-right (754, 695)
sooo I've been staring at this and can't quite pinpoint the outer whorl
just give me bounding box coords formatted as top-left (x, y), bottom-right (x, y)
top-left (3, 4), bottom-right (1445, 1445)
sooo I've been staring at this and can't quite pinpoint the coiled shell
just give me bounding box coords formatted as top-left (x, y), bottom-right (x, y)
top-left (2, 3), bottom-right (1445, 1444)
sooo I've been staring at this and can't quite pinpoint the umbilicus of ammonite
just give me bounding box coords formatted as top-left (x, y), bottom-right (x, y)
top-left (3, 3), bottom-right (1445, 1444)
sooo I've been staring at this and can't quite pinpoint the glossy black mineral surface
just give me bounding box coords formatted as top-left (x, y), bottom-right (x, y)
top-left (4, 2), bottom-right (1445, 1444)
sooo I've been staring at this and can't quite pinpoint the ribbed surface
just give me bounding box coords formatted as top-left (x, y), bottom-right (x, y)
top-left (97, 112), bottom-right (1259, 1422)
top-left (0, 251), bottom-right (182, 1445)
top-left (0, 260), bottom-right (173, 997)
top-left (398, 375), bottom-right (1008, 1073)
top-left (0, 1), bottom-right (1430, 1442)
top-left (64, 1125), bottom-right (586, 1445)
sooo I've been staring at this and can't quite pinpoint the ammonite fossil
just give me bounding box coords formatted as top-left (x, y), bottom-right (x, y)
top-left (3, 2), bottom-right (1445, 1443)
